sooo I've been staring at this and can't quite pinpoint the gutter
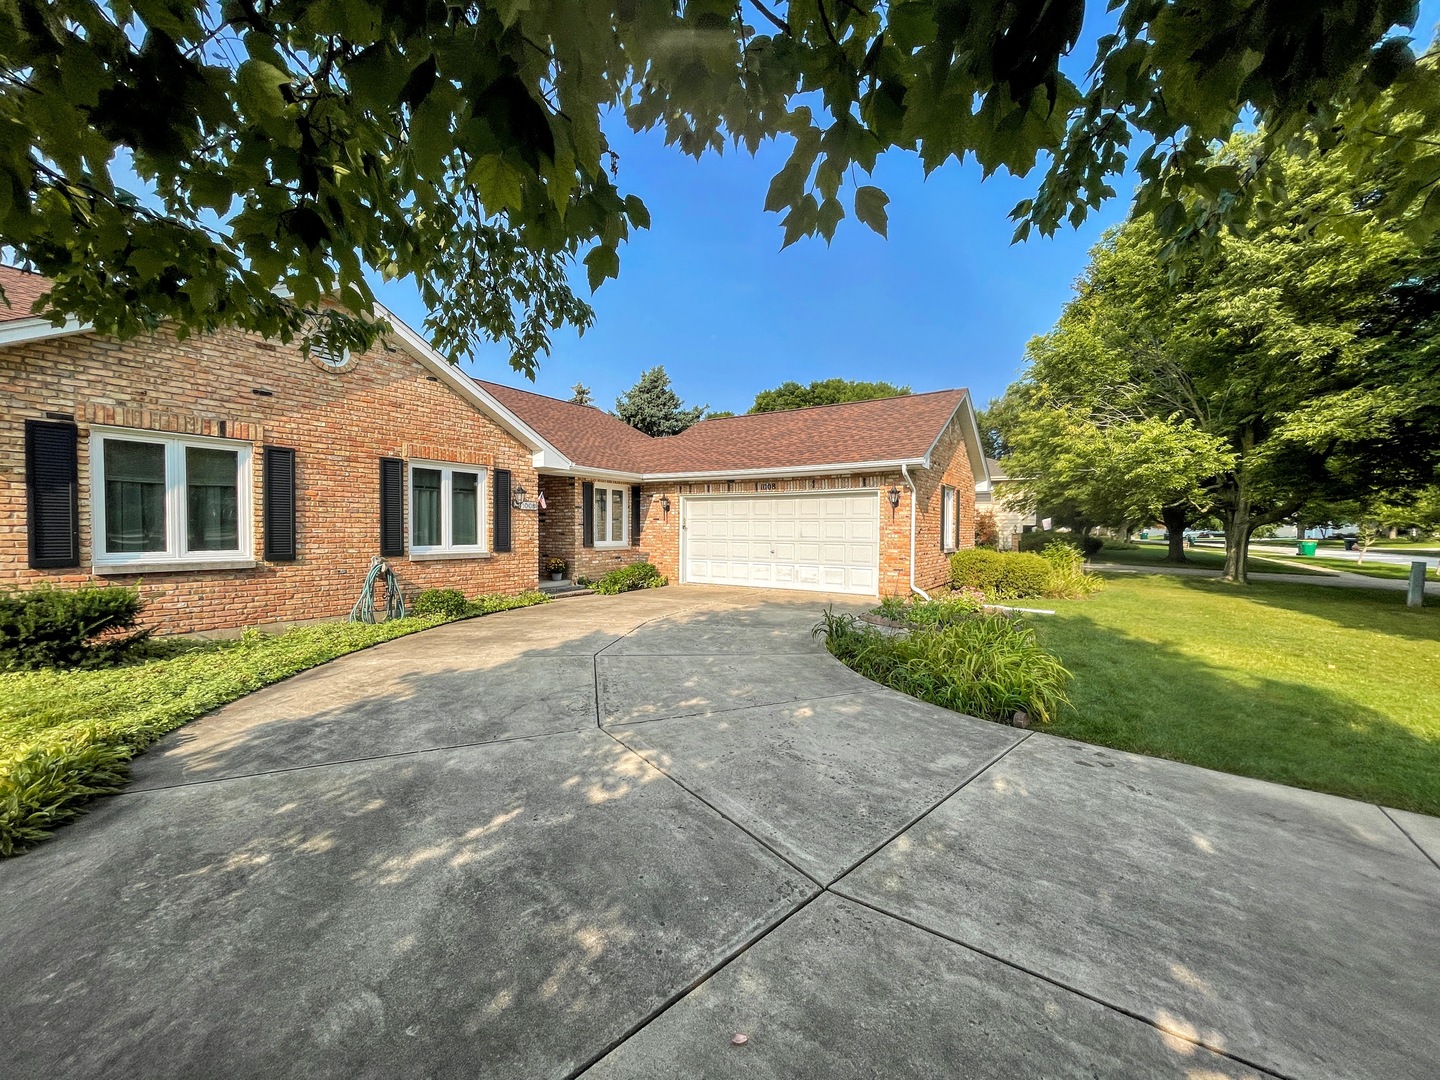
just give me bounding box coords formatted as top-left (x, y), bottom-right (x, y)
top-left (901, 463), bottom-right (930, 601)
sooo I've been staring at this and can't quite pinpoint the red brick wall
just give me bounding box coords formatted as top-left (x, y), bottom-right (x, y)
top-left (0, 326), bottom-right (539, 633)
top-left (537, 475), bottom-right (663, 581)
top-left (907, 408), bottom-right (978, 593)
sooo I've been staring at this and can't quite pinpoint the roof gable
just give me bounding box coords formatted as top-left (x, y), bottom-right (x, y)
top-left (476, 382), bottom-right (655, 473)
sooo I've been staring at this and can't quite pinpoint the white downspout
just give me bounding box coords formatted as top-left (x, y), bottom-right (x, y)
top-left (901, 463), bottom-right (931, 601)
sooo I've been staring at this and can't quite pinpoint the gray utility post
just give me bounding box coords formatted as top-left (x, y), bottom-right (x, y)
top-left (1408, 561), bottom-right (1426, 608)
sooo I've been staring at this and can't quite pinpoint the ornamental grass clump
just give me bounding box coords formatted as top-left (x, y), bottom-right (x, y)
top-left (1037, 542), bottom-right (1104, 599)
top-left (816, 608), bottom-right (1070, 725)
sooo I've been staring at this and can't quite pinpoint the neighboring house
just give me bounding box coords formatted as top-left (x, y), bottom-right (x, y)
top-left (2, 266), bottom-right (988, 633)
top-left (0, 267), bottom-right (544, 634)
top-left (480, 383), bottom-right (988, 598)
top-left (975, 457), bottom-right (1038, 551)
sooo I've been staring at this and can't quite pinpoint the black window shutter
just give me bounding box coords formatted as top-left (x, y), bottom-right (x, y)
top-left (379, 457), bottom-right (404, 557)
top-left (263, 446), bottom-right (297, 561)
top-left (630, 485), bottom-right (642, 546)
top-left (581, 481), bottom-right (595, 548)
top-left (25, 419), bottom-right (79, 569)
top-left (493, 468), bottom-right (512, 553)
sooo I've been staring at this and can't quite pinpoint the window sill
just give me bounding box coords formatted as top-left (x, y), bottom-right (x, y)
top-left (409, 550), bottom-right (493, 562)
top-left (93, 558), bottom-right (258, 576)
top-left (593, 542), bottom-right (631, 550)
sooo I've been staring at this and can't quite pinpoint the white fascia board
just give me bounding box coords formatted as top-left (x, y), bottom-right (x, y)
top-left (0, 316), bottom-right (91, 348)
top-left (370, 302), bottom-right (570, 465)
top-left (921, 395), bottom-right (991, 487)
top-left (545, 465), bottom-right (645, 483)
top-left (639, 458), bottom-right (923, 482)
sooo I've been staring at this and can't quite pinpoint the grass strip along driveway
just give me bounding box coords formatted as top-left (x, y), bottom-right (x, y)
top-left (0, 593), bottom-right (547, 855)
top-left (1033, 574), bottom-right (1440, 815)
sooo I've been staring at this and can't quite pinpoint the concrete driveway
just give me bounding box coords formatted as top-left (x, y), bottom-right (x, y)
top-left (3, 586), bottom-right (1437, 1079)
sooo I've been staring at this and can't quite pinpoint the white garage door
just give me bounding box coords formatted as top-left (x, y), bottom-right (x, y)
top-left (681, 492), bottom-right (880, 595)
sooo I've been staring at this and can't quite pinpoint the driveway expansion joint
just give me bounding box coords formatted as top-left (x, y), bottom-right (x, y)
top-left (601, 686), bottom-right (893, 729)
top-left (827, 891), bottom-right (1297, 1080)
top-left (826, 727), bottom-right (1033, 888)
top-left (1381, 805), bottom-right (1440, 873)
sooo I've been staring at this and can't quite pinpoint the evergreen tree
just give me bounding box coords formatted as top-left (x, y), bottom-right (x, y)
top-left (615, 367), bottom-right (706, 437)
top-left (569, 383), bottom-right (594, 406)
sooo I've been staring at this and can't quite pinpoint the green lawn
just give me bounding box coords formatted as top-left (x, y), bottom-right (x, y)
top-left (1091, 542), bottom-right (1321, 576)
top-left (1317, 537), bottom-right (1440, 557)
top-left (0, 592), bottom-right (548, 855)
top-left (1032, 575), bottom-right (1440, 815)
top-left (1302, 556), bottom-right (1436, 581)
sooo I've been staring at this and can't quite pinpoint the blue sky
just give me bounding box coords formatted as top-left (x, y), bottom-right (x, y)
top-left (370, 3), bottom-right (1440, 416)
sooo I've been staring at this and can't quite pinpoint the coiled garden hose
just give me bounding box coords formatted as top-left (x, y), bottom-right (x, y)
top-left (350, 556), bottom-right (407, 623)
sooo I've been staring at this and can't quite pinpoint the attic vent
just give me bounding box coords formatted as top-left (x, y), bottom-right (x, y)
top-left (308, 338), bottom-right (350, 370)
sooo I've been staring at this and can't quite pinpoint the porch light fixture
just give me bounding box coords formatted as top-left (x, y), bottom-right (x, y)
top-left (660, 495), bottom-right (671, 513)
top-left (887, 486), bottom-right (901, 509)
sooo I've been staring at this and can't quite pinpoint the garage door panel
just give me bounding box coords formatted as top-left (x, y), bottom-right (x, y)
top-left (683, 493), bottom-right (879, 596)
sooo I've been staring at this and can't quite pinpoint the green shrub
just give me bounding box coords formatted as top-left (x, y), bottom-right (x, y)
top-left (411, 588), bottom-right (469, 619)
top-left (817, 609), bottom-right (1070, 725)
top-left (950, 549), bottom-right (1051, 599)
top-left (1038, 542), bottom-right (1105, 599)
top-left (0, 585), bottom-right (151, 671)
top-left (872, 592), bottom-right (984, 628)
top-left (1019, 530), bottom-right (1101, 557)
top-left (1101, 538), bottom-right (1140, 551)
top-left (589, 561), bottom-right (667, 595)
top-left (469, 590), bottom-right (550, 615)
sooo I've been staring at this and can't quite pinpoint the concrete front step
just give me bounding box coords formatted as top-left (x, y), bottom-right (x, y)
top-left (539, 579), bottom-right (593, 598)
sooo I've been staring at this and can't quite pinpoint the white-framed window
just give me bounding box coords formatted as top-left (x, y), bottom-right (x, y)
top-left (593, 484), bottom-right (627, 548)
top-left (91, 429), bottom-right (253, 567)
top-left (410, 461), bottom-right (486, 555)
top-left (941, 486), bottom-right (957, 552)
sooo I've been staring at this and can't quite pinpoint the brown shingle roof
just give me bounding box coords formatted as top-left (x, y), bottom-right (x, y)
top-left (647, 390), bottom-right (969, 473)
top-left (480, 382), bottom-right (970, 476)
top-left (476, 380), bottom-right (658, 473)
top-left (0, 266), bottom-right (48, 324)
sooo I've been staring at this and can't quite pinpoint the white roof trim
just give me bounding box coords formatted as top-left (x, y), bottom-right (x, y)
top-left (371, 303), bottom-right (569, 464)
top-left (0, 315), bottom-right (89, 347)
top-left (920, 394), bottom-right (990, 487)
top-left (540, 466), bottom-right (645, 483)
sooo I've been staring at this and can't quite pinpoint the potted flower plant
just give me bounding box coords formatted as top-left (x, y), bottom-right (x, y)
top-left (546, 557), bottom-right (567, 581)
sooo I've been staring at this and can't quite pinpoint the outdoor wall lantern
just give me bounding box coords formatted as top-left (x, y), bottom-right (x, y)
top-left (660, 495), bottom-right (672, 513)
top-left (887, 486), bottom-right (902, 509)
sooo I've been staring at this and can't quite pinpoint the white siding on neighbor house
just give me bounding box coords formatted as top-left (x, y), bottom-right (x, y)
top-left (681, 491), bottom-right (879, 595)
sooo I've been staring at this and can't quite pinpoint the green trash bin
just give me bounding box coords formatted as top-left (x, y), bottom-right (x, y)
top-left (1297, 540), bottom-right (1318, 556)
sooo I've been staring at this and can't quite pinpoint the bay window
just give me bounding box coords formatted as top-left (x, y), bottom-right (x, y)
top-left (594, 484), bottom-right (627, 547)
top-left (410, 462), bottom-right (486, 555)
top-left (92, 430), bottom-right (252, 567)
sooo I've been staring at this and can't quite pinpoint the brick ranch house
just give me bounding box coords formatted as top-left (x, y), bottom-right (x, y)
top-left (1, 266), bottom-right (987, 635)
top-left (480, 382), bottom-right (988, 598)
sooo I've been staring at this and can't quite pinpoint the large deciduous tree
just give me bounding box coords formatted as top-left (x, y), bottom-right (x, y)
top-left (615, 366), bottom-right (706, 436)
top-left (749, 378), bottom-right (910, 413)
top-left (994, 133), bottom-right (1440, 583)
top-left (3, 2), bottom-right (1438, 371)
